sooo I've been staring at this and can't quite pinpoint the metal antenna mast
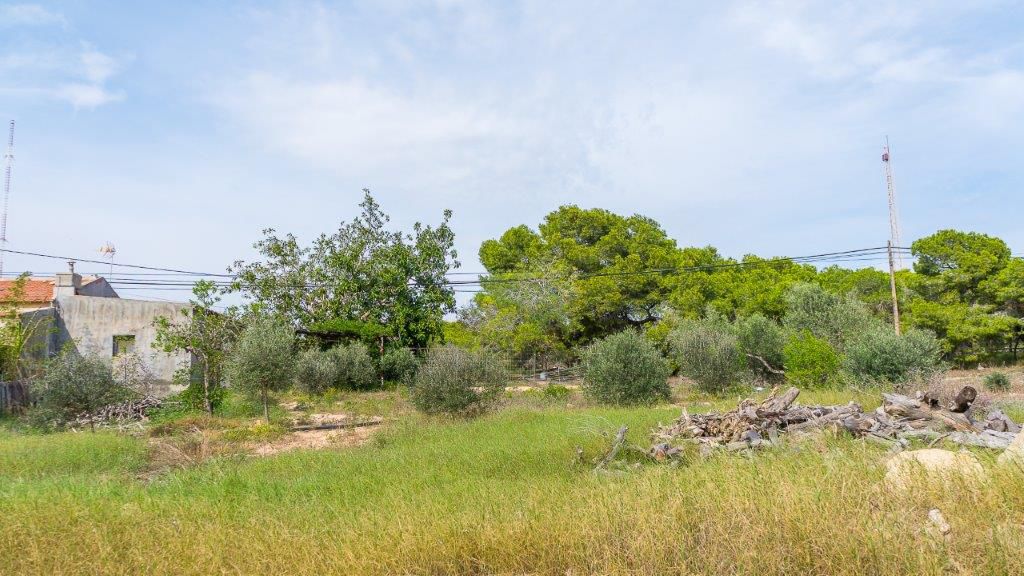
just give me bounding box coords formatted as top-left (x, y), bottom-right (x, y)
top-left (1, 120), bottom-right (13, 278)
top-left (881, 136), bottom-right (903, 269)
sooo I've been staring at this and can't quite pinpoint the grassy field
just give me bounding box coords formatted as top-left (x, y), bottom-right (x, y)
top-left (1, 385), bottom-right (1023, 575)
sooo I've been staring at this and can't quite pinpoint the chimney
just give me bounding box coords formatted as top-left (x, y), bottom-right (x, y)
top-left (54, 260), bottom-right (81, 297)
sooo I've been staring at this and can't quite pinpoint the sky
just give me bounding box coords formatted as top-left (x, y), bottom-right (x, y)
top-left (1, 0), bottom-right (1022, 305)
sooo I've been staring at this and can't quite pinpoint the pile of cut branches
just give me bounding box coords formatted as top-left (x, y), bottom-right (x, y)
top-left (69, 395), bottom-right (164, 429)
top-left (649, 386), bottom-right (1020, 461)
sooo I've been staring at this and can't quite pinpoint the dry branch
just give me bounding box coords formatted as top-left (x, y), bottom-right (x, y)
top-left (649, 386), bottom-right (1020, 461)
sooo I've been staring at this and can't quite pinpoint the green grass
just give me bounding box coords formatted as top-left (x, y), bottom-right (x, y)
top-left (1, 395), bottom-right (1022, 575)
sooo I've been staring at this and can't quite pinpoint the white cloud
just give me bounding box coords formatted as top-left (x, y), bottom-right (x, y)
top-left (0, 4), bottom-right (66, 27)
top-left (208, 0), bottom-right (1024, 266)
top-left (0, 37), bottom-right (124, 109)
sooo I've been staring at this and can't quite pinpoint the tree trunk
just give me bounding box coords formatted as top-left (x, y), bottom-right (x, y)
top-left (202, 367), bottom-right (212, 415)
top-left (262, 388), bottom-right (270, 423)
top-left (379, 336), bottom-right (385, 388)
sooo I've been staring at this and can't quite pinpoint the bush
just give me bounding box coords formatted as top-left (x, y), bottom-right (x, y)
top-left (842, 327), bottom-right (942, 383)
top-left (226, 316), bottom-right (295, 422)
top-left (543, 384), bottom-right (571, 400)
top-left (29, 351), bottom-right (134, 430)
top-left (380, 347), bottom-right (418, 384)
top-left (582, 330), bottom-right (671, 405)
top-left (668, 319), bottom-right (743, 393)
top-left (735, 314), bottom-right (785, 381)
top-left (293, 347), bottom-right (340, 395)
top-left (984, 371), bottom-right (1011, 391)
top-left (329, 342), bottom-right (377, 390)
top-left (783, 331), bottom-right (840, 388)
top-left (411, 346), bottom-right (508, 415)
top-left (783, 283), bottom-right (875, 351)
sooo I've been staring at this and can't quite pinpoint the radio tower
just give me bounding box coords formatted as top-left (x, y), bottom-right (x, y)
top-left (881, 136), bottom-right (903, 269)
top-left (1, 121), bottom-right (13, 278)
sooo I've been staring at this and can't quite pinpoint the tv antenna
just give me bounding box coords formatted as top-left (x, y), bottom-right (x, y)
top-left (99, 242), bottom-right (117, 276)
top-left (1, 120), bottom-right (13, 277)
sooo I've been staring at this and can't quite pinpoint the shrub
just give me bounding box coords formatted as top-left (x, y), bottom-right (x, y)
top-left (667, 319), bottom-right (743, 393)
top-left (735, 313), bottom-right (785, 381)
top-left (583, 330), bottom-right (671, 405)
top-left (543, 384), bottom-right (571, 400)
top-left (380, 347), bottom-right (418, 384)
top-left (111, 351), bottom-right (157, 396)
top-left (29, 351), bottom-right (134, 430)
top-left (842, 327), bottom-right (942, 383)
top-left (984, 371), bottom-right (1011, 391)
top-left (329, 342), bottom-right (377, 390)
top-left (783, 331), bottom-right (840, 388)
top-left (411, 346), bottom-right (508, 415)
top-left (293, 347), bottom-right (340, 395)
top-left (226, 316), bottom-right (295, 422)
top-left (783, 283), bottom-right (875, 351)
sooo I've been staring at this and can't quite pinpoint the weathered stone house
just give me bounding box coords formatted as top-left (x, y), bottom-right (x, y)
top-left (0, 264), bottom-right (191, 394)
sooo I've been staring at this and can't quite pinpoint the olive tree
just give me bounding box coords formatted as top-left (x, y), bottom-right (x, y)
top-left (226, 316), bottom-right (296, 422)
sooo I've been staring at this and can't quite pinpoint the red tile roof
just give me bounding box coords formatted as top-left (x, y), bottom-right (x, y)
top-left (0, 279), bottom-right (55, 303)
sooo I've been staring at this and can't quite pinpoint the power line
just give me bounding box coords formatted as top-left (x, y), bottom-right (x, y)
top-left (2, 245), bottom-right (919, 292)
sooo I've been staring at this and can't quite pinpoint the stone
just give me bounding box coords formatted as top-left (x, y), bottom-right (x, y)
top-left (884, 449), bottom-right (986, 490)
top-left (997, 431), bottom-right (1024, 467)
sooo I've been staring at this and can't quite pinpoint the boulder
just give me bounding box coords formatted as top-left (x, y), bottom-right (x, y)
top-left (997, 431), bottom-right (1024, 467)
top-left (884, 449), bottom-right (986, 489)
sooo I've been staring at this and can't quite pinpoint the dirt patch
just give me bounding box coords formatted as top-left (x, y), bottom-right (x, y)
top-left (252, 425), bottom-right (377, 456)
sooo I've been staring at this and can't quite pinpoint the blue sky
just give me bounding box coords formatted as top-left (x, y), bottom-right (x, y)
top-left (1, 1), bottom-right (1022, 304)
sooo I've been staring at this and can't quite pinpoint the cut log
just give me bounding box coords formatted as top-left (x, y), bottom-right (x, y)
top-left (760, 387), bottom-right (801, 414)
top-left (949, 386), bottom-right (978, 413)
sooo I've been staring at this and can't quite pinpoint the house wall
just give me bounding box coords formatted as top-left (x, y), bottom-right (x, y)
top-left (51, 295), bottom-right (192, 395)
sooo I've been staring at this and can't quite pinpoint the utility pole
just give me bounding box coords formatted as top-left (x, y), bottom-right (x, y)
top-left (1, 120), bottom-right (13, 278)
top-left (887, 240), bottom-right (901, 335)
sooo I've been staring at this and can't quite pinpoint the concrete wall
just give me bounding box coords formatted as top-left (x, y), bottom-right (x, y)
top-left (51, 295), bottom-right (192, 395)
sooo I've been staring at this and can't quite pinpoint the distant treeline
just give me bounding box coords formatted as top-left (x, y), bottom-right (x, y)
top-left (451, 206), bottom-right (1022, 366)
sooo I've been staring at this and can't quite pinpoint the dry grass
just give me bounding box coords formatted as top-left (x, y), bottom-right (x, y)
top-left (1, 396), bottom-right (1023, 575)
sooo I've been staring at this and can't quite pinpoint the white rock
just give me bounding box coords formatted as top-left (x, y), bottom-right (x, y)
top-left (884, 448), bottom-right (986, 489)
top-left (997, 431), bottom-right (1024, 467)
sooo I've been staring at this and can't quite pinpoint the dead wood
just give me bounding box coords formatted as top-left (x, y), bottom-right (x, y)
top-left (647, 385), bottom-right (1020, 462)
top-left (745, 353), bottom-right (785, 376)
top-left (290, 418), bottom-right (383, 432)
top-left (595, 425), bottom-right (628, 471)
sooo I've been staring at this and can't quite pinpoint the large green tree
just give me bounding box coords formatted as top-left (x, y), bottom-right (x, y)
top-left (478, 205), bottom-right (679, 343)
top-left (230, 190), bottom-right (459, 348)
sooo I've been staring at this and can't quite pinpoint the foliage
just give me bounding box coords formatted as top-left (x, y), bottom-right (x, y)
top-left (153, 281), bottom-right (240, 413)
top-left (543, 384), bottom-right (571, 400)
top-left (783, 283), bottom-right (876, 351)
top-left (841, 327), bottom-right (942, 383)
top-left (460, 270), bottom-right (572, 364)
top-left (912, 229), bottom-right (1011, 301)
top-left (28, 351), bottom-right (134, 430)
top-left (783, 331), bottom-right (840, 388)
top-left (983, 371), bottom-right (1011, 392)
top-left (329, 342), bottom-right (377, 390)
top-left (479, 206), bottom-right (680, 343)
top-left (668, 317), bottom-right (744, 393)
top-left (581, 329), bottom-right (671, 405)
top-left (380, 347), bottom-right (418, 384)
top-left (230, 190), bottom-right (459, 348)
top-left (293, 347), bottom-right (340, 395)
top-left (225, 316), bottom-right (295, 422)
top-left (110, 351), bottom-right (157, 396)
top-left (0, 273), bottom-right (50, 380)
top-left (735, 313), bottom-right (785, 380)
top-left (410, 346), bottom-right (507, 415)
